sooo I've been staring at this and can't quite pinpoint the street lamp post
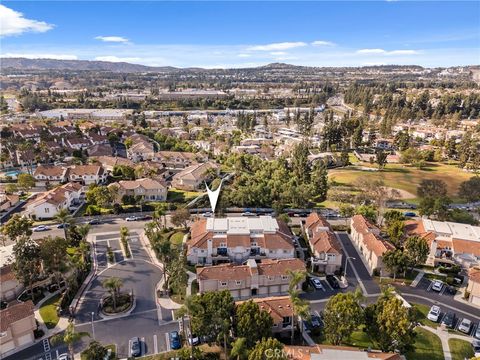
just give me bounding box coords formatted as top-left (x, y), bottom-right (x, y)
top-left (91, 312), bottom-right (95, 340)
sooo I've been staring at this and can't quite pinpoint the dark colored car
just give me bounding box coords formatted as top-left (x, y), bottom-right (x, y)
top-left (441, 312), bottom-right (456, 329)
top-left (169, 331), bottom-right (181, 350)
top-left (88, 219), bottom-right (102, 225)
top-left (326, 275), bottom-right (340, 289)
top-left (130, 337), bottom-right (141, 357)
top-left (404, 212), bottom-right (416, 217)
top-left (57, 223), bottom-right (70, 229)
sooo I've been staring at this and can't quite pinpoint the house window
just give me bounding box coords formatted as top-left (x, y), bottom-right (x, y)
top-left (220, 281), bottom-right (227, 287)
top-left (235, 280), bottom-right (242, 286)
top-left (281, 275), bottom-right (288, 280)
top-left (45, 208), bottom-right (50, 214)
top-left (268, 276), bottom-right (274, 281)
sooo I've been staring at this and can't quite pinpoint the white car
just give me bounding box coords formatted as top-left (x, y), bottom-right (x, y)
top-left (58, 354), bottom-right (70, 360)
top-left (472, 340), bottom-right (480, 357)
top-left (125, 216), bottom-right (138, 221)
top-left (458, 318), bottom-right (472, 334)
top-left (427, 305), bottom-right (441, 322)
top-left (431, 280), bottom-right (443, 292)
top-left (202, 212), bottom-right (212, 218)
top-left (310, 278), bottom-right (324, 290)
top-left (33, 225), bottom-right (50, 232)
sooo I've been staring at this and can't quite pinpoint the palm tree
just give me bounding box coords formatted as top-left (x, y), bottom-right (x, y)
top-left (287, 269), bottom-right (309, 343)
top-left (153, 206), bottom-right (167, 229)
top-left (102, 277), bottom-right (123, 312)
top-left (51, 322), bottom-right (89, 359)
top-left (76, 224), bottom-right (91, 242)
top-left (230, 337), bottom-right (248, 360)
top-left (55, 208), bottom-right (73, 240)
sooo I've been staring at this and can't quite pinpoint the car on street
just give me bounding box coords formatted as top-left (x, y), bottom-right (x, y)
top-left (475, 326), bottom-right (480, 339)
top-left (130, 337), bottom-right (141, 357)
top-left (441, 312), bottom-right (456, 328)
top-left (33, 225), bottom-right (50, 232)
top-left (202, 212), bottom-right (212, 217)
top-left (310, 278), bottom-right (324, 290)
top-left (137, 215), bottom-right (152, 220)
top-left (458, 318), bottom-right (472, 334)
top-left (126, 216), bottom-right (139, 221)
top-left (404, 212), bottom-right (416, 217)
top-left (88, 219), bottom-right (102, 225)
top-left (427, 305), bottom-right (441, 322)
top-left (472, 340), bottom-right (480, 357)
top-left (431, 280), bottom-right (443, 292)
top-left (57, 223), bottom-right (70, 228)
top-left (326, 274), bottom-right (340, 289)
top-left (241, 211), bottom-right (256, 217)
top-left (169, 331), bottom-right (181, 350)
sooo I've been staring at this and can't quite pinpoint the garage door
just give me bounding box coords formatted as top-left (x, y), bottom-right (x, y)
top-left (269, 285), bottom-right (280, 295)
top-left (471, 295), bottom-right (480, 306)
top-left (16, 333), bottom-right (33, 347)
top-left (1, 340), bottom-right (15, 353)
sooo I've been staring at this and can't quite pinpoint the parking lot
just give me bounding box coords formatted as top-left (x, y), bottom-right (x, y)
top-left (416, 277), bottom-right (457, 298)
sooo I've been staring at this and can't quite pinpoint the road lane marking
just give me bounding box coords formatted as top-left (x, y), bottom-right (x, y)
top-left (165, 333), bottom-right (171, 351)
top-left (141, 337), bottom-right (145, 356)
top-left (154, 334), bottom-right (158, 354)
top-left (426, 281), bottom-right (433, 292)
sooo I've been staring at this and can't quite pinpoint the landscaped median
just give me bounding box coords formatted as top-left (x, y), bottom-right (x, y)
top-left (39, 293), bottom-right (62, 329)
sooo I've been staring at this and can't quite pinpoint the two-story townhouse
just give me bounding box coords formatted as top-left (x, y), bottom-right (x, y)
top-left (0, 194), bottom-right (20, 213)
top-left (127, 141), bottom-right (156, 162)
top-left (0, 301), bottom-right (36, 355)
top-left (171, 161), bottom-right (218, 191)
top-left (187, 216), bottom-right (295, 265)
top-left (65, 165), bottom-right (107, 185)
top-left (109, 178), bottom-right (167, 202)
top-left (350, 215), bottom-right (395, 275)
top-left (33, 165), bottom-right (68, 187)
top-left (63, 137), bottom-right (92, 150)
top-left (0, 265), bottom-right (24, 302)
top-left (304, 213), bottom-right (343, 274)
top-left (157, 151), bottom-right (204, 169)
top-left (88, 132), bottom-right (109, 145)
top-left (90, 156), bottom-right (135, 173)
top-left (197, 258), bottom-right (305, 299)
top-left (235, 296), bottom-right (294, 334)
top-left (25, 182), bottom-right (83, 219)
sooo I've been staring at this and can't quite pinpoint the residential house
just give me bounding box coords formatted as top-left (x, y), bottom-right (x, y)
top-left (88, 132), bottom-right (109, 145)
top-left (171, 161), bottom-right (218, 191)
top-left (187, 216), bottom-right (295, 265)
top-left (0, 265), bottom-right (23, 302)
top-left (109, 178), bottom-right (167, 202)
top-left (14, 129), bottom-right (40, 142)
top-left (157, 151), bottom-right (202, 169)
top-left (236, 296), bottom-right (294, 334)
top-left (66, 165), bottom-right (107, 185)
top-left (197, 258), bottom-right (305, 299)
top-left (90, 156), bottom-right (135, 173)
top-left (0, 301), bottom-right (36, 355)
top-left (350, 215), bottom-right (395, 275)
top-left (127, 141), bottom-right (155, 162)
top-left (283, 345), bottom-right (401, 360)
top-left (33, 165), bottom-right (68, 186)
top-left (304, 213), bottom-right (342, 274)
top-left (63, 137), bottom-right (92, 150)
top-left (25, 182), bottom-right (82, 219)
top-left (466, 267), bottom-right (480, 306)
top-left (0, 194), bottom-right (20, 213)
top-left (86, 144), bottom-right (113, 157)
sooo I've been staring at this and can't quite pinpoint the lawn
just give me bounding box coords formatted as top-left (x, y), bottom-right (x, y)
top-left (406, 328), bottom-right (444, 360)
top-left (170, 231), bottom-right (185, 246)
top-left (167, 188), bottom-right (204, 203)
top-left (312, 325), bottom-right (375, 349)
top-left (328, 162), bottom-right (474, 201)
top-left (449, 339), bottom-right (474, 360)
top-left (39, 293), bottom-right (62, 329)
top-left (412, 303), bottom-right (440, 329)
top-left (81, 343), bottom-right (117, 360)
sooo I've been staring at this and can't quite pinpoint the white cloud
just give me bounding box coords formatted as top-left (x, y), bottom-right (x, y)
top-left (270, 51), bottom-right (287, 56)
top-left (0, 5), bottom-right (53, 37)
top-left (3, 53), bottom-right (77, 60)
top-left (238, 53), bottom-right (251, 58)
top-left (357, 48), bottom-right (419, 55)
top-left (95, 56), bottom-right (141, 63)
top-left (95, 36), bottom-right (129, 43)
top-left (246, 42), bottom-right (307, 51)
top-left (311, 40), bottom-right (336, 46)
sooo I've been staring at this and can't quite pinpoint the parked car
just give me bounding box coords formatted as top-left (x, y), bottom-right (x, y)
top-left (33, 225), bottom-right (50, 232)
top-left (458, 318), bottom-right (472, 334)
top-left (137, 215), bottom-right (152, 220)
top-left (310, 278), bottom-right (324, 290)
top-left (431, 280), bottom-right (443, 292)
top-left (187, 330), bottom-right (200, 346)
top-left (475, 326), bottom-right (480, 339)
top-left (326, 275), bottom-right (340, 289)
top-left (441, 312), bottom-right (456, 328)
top-left (404, 212), bottom-right (416, 217)
top-left (130, 337), bottom-right (141, 357)
top-left (58, 354), bottom-right (70, 360)
top-left (241, 211), bottom-right (256, 217)
top-left (202, 212), bottom-right (212, 218)
top-left (472, 340), bottom-right (480, 357)
top-left (88, 219), bottom-right (102, 225)
top-left (57, 223), bottom-right (70, 229)
top-left (169, 331), bottom-right (181, 350)
top-left (427, 305), bottom-right (441, 322)
top-left (126, 216), bottom-right (139, 221)
top-left (103, 348), bottom-right (112, 360)
top-left (303, 314), bottom-right (323, 332)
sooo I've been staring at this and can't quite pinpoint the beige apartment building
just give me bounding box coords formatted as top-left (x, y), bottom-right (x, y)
top-left (350, 215), bottom-right (395, 275)
top-left (197, 258), bottom-right (305, 299)
top-left (467, 267), bottom-right (480, 306)
top-left (0, 301), bottom-right (36, 355)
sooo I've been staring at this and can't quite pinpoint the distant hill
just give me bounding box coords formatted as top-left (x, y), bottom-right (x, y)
top-left (0, 58), bottom-right (178, 72)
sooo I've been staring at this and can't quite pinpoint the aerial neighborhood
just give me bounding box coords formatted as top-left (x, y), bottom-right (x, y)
top-left (1, 2), bottom-right (480, 360)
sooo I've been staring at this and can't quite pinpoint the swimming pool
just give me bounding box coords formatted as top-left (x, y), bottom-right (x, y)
top-left (3, 170), bottom-right (21, 178)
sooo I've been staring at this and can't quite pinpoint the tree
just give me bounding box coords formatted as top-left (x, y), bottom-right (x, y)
top-left (235, 300), bottom-right (273, 348)
top-left (458, 177), bottom-right (480, 202)
top-left (5, 183), bottom-right (18, 194)
top-left (386, 220), bottom-right (405, 248)
top-left (287, 270), bottom-right (309, 342)
top-left (230, 337), bottom-right (249, 360)
top-left (383, 210), bottom-right (405, 227)
top-left (2, 213), bottom-right (33, 242)
top-left (404, 236), bottom-right (429, 267)
top-left (51, 322), bottom-right (89, 359)
top-left (364, 289), bottom-right (416, 352)
top-left (171, 208), bottom-right (190, 229)
top-left (40, 236), bottom-right (68, 291)
top-left (86, 185), bottom-right (116, 208)
top-left (248, 338), bottom-right (287, 360)
top-left (55, 208), bottom-right (73, 240)
top-left (355, 205), bottom-right (377, 224)
top-left (311, 162), bottom-right (329, 202)
top-left (82, 341), bottom-right (108, 360)
top-left (418, 196), bottom-right (451, 219)
top-left (417, 179), bottom-right (448, 199)
top-left (375, 150), bottom-right (388, 170)
top-left (102, 277), bottom-right (124, 312)
top-left (17, 173), bottom-right (35, 191)
top-left (339, 203), bottom-right (355, 226)
top-left (382, 249), bottom-right (409, 280)
top-left (323, 291), bottom-right (364, 345)
top-left (12, 237), bottom-right (41, 299)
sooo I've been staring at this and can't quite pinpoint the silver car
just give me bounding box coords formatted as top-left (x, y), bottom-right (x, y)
top-left (458, 318), bottom-right (472, 334)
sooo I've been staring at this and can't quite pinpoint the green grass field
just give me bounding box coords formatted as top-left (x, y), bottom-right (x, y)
top-left (449, 339), bottom-right (474, 360)
top-left (167, 188), bottom-right (204, 203)
top-left (329, 162), bottom-right (473, 201)
top-left (39, 294), bottom-right (62, 329)
top-left (412, 303), bottom-right (440, 329)
top-left (406, 327), bottom-right (444, 360)
top-left (170, 231), bottom-right (185, 246)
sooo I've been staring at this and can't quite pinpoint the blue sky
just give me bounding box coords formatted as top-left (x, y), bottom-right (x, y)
top-left (1, 1), bottom-right (479, 68)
